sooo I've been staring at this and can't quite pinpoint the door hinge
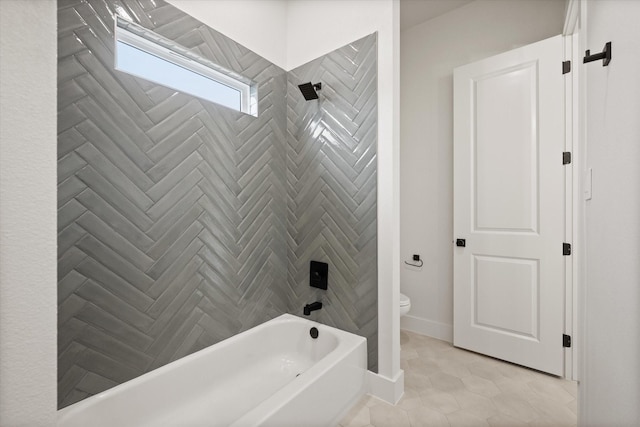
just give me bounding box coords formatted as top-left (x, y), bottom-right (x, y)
top-left (562, 60), bottom-right (571, 74)
top-left (563, 243), bottom-right (572, 256)
top-left (563, 152), bottom-right (572, 165)
top-left (563, 334), bottom-right (572, 348)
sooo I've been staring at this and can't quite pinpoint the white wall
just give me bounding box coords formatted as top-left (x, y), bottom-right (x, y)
top-left (581, 0), bottom-right (640, 424)
top-left (287, 0), bottom-right (392, 69)
top-left (0, 1), bottom-right (58, 425)
top-left (400, 0), bottom-right (566, 340)
top-left (166, 0), bottom-right (288, 69)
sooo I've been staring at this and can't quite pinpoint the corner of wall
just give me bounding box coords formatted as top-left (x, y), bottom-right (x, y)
top-left (166, 0), bottom-right (288, 69)
top-left (286, 33), bottom-right (380, 372)
top-left (367, 369), bottom-right (404, 404)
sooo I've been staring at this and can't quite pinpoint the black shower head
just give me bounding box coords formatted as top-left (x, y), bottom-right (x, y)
top-left (298, 82), bottom-right (322, 101)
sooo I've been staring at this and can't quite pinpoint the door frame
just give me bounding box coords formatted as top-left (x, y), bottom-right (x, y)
top-left (563, 0), bottom-right (582, 382)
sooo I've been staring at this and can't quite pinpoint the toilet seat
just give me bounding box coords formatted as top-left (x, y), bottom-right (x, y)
top-left (400, 293), bottom-right (410, 307)
top-left (400, 293), bottom-right (411, 317)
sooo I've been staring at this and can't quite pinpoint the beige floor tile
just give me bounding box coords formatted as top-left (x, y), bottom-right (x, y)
top-left (494, 361), bottom-right (538, 382)
top-left (397, 388), bottom-right (422, 411)
top-left (527, 379), bottom-right (575, 405)
top-left (491, 393), bottom-right (541, 423)
top-left (446, 409), bottom-right (491, 427)
top-left (402, 332), bottom-right (428, 349)
top-left (432, 346), bottom-right (458, 360)
top-left (340, 397), bottom-right (371, 427)
top-left (347, 395), bottom-right (383, 410)
top-left (365, 395), bottom-right (387, 407)
top-left (400, 330), bottom-right (412, 346)
top-left (429, 372), bottom-right (466, 393)
top-left (527, 395), bottom-right (577, 425)
top-left (461, 401), bottom-right (501, 421)
top-left (467, 361), bottom-right (508, 383)
top-left (529, 418), bottom-right (575, 427)
top-left (407, 357), bottom-right (442, 376)
top-left (401, 387), bottom-right (421, 399)
top-left (340, 331), bottom-right (576, 427)
top-left (449, 389), bottom-right (494, 412)
top-left (461, 375), bottom-right (502, 397)
top-left (486, 413), bottom-right (528, 426)
top-left (493, 377), bottom-right (539, 401)
top-left (406, 406), bottom-right (450, 427)
top-left (419, 388), bottom-right (461, 414)
top-left (401, 348), bottom-right (419, 361)
top-left (435, 359), bottom-right (473, 379)
top-left (414, 337), bottom-right (453, 353)
top-left (369, 403), bottom-right (411, 427)
top-left (405, 332), bottom-right (436, 345)
top-left (414, 345), bottom-right (447, 361)
top-left (448, 348), bottom-right (487, 365)
top-left (560, 380), bottom-right (578, 398)
top-left (404, 371), bottom-right (433, 392)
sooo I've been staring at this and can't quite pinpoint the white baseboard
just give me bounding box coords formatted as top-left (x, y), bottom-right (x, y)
top-left (400, 315), bottom-right (453, 343)
top-left (367, 370), bottom-right (404, 405)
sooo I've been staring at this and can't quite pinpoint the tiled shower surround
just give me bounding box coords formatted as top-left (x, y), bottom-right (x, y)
top-left (287, 40), bottom-right (378, 368)
top-left (57, 0), bottom-right (377, 408)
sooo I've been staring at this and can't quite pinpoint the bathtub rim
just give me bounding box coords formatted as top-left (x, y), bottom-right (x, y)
top-left (57, 313), bottom-right (366, 424)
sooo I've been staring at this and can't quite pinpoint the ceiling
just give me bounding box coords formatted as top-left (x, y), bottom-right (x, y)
top-left (400, 0), bottom-right (475, 31)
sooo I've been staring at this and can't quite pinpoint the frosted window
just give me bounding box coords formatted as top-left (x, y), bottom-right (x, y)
top-left (115, 17), bottom-right (256, 115)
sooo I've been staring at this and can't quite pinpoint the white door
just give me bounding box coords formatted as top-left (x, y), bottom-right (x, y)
top-left (453, 35), bottom-right (566, 376)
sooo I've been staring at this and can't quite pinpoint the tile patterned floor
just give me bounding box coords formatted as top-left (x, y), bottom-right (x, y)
top-left (340, 330), bottom-right (577, 427)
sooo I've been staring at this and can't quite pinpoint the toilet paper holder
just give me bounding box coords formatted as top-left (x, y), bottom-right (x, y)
top-left (404, 254), bottom-right (423, 268)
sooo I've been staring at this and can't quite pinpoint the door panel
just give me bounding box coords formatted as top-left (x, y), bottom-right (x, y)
top-left (475, 62), bottom-right (538, 232)
top-left (454, 35), bottom-right (565, 376)
top-left (474, 255), bottom-right (538, 339)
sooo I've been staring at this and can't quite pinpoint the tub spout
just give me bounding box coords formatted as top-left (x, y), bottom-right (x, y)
top-left (303, 301), bottom-right (322, 316)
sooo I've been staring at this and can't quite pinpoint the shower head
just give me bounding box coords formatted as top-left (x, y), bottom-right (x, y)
top-left (298, 82), bottom-right (322, 101)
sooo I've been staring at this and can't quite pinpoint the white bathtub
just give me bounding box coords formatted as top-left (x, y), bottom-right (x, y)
top-left (57, 314), bottom-right (368, 427)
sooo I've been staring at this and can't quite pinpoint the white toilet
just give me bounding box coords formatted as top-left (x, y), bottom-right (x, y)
top-left (400, 293), bottom-right (411, 317)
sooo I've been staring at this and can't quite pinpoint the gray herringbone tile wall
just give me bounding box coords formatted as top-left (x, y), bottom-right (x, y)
top-left (286, 34), bottom-right (378, 372)
top-left (57, 0), bottom-right (378, 408)
top-left (57, 0), bottom-right (289, 408)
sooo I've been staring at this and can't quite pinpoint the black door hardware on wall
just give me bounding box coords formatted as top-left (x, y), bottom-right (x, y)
top-left (310, 261), bottom-right (328, 290)
top-left (456, 239), bottom-right (466, 247)
top-left (583, 41), bottom-right (612, 66)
